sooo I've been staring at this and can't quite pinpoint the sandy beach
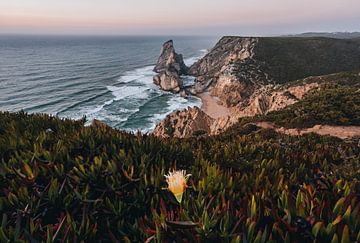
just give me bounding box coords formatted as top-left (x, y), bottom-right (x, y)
top-left (197, 92), bottom-right (230, 119)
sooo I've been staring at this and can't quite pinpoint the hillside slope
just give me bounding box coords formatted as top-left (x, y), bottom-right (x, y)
top-left (2, 36), bottom-right (360, 242)
top-left (190, 36), bottom-right (360, 86)
top-left (154, 71), bottom-right (360, 138)
top-left (189, 36), bottom-right (360, 106)
top-left (154, 37), bottom-right (360, 138)
top-left (0, 111), bottom-right (360, 242)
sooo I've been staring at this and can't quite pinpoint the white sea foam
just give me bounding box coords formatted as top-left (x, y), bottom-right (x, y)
top-left (135, 50), bottom-right (207, 132)
top-left (117, 65), bottom-right (154, 84)
top-left (182, 76), bottom-right (197, 86)
top-left (143, 94), bottom-right (202, 132)
top-left (81, 102), bottom-right (135, 126)
top-left (82, 49), bottom-right (207, 132)
top-left (106, 85), bottom-right (150, 100)
top-left (184, 49), bottom-right (207, 66)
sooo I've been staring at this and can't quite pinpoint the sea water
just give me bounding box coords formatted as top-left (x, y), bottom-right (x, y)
top-left (0, 35), bottom-right (217, 132)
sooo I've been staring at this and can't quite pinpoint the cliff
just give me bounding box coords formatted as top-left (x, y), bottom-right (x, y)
top-left (154, 80), bottom-right (320, 137)
top-left (153, 36), bottom-right (360, 138)
top-left (191, 36), bottom-right (360, 83)
top-left (190, 36), bottom-right (360, 105)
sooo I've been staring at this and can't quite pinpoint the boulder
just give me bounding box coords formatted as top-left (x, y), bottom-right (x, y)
top-left (153, 70), bottom-right (183, 93)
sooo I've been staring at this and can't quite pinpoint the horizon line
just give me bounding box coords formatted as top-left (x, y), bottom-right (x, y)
top-left (1, 31), bottom-right (360, 38)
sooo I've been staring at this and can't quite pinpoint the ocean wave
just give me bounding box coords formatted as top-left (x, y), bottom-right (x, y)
top-left (65, 48), bottom-right (207, 132)
top-left (58, 89), bottom-right (110, 113)
top-left (116, 65), bottom-right (154, 84)
top-left (143, 94), bottom-right (202, 132)
top-left (184, 49), bottom-right (207, 66)
top-left (106, 85), bottom-right (152, 101)
top-left (113, 49), bottom-right (207, 132)
top-left (78, 102), bottom-right (139, 126)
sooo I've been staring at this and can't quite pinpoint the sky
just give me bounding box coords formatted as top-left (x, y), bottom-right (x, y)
top-left (0, 0), bottom-right (359, 36)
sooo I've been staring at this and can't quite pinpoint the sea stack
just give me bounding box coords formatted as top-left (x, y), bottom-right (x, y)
top-left (153, 40), bottom-right (189, 93)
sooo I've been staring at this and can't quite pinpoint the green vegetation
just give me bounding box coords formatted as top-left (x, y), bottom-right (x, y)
top-left (262, 87), bottom-right (360, 128)
top-left (256, 38), bottom-right (360, 84)
top-left (233, 72), bottom-right (360, 129)
top-left (1, 110), bottom-right (360, 242)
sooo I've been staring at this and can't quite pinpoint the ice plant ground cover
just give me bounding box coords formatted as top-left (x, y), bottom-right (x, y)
top-left (0, 81), bottom-right (360, 243)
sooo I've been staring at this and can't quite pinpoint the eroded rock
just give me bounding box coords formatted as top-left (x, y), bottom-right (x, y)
top-left (153, 40), bottom-right (189, 93)
top-left (189, 36), bottom-right (360, 109)
top-left (153, 107), bottom-right (214, 138)
top-left (153, 70), bottom-right (183, 93)
top-left (153, 36), bottom-right (360, 138)
top-left (153, 40), bottom-right (189, 75)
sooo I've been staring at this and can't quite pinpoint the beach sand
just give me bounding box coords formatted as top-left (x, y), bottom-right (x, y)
top-left (197, 92), bottom-right (230, 119)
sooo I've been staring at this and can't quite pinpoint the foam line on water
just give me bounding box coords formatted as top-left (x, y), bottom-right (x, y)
top-left (106, 85), bottom-right (151, 101)
top-left (118, 49), bottom-right (207, 132)
top-left (184, 49), bottom-right (207, 66)
top-left (70, 49), bottom-right (208, 131)
top-left (143, 94), bottom-right (202, 132)
top-left (117, 65), bottom-right (154, 84)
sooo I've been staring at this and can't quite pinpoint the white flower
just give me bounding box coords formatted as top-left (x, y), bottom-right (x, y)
top-left (165, 170), bottom-right (191, 203)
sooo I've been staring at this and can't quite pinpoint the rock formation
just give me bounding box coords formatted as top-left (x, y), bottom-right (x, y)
top-left (234, 82), bottom-right (320, 117)
top-left (153, 81), bottom-right (320, 138)
top-left (153, 107), bottom-right (214, 138)
top-left (253, 122), bottom-right (360, 140)
top-left (190, 36), bottom-right (360, 108)
top-left (153, 69), bottom-right (183, 93)
top-left (152, 36), bottom-right (360, 138)
top-left (154, 40), bottom-right (188, 75)
top-left (153, 40), bottom-right (189, 93)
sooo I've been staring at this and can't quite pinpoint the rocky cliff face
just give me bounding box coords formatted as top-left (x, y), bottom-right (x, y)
top-left (234, 82), bottom-right (320, 117)
top-left (153, 81), bottom-right (320, 138)
top-left (190, 36), bottom-right (360, 107)
top-left (153, 40), bottom-right (188, 93)
top-left (153, 37), bottom-right (360, 138)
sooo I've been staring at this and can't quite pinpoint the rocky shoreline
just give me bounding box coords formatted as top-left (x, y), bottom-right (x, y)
top-left (151, 37), bottom-right (360, 138)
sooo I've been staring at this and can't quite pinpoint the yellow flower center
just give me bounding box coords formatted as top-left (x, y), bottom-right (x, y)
top-left (165, 170), bottom-right (191, 203)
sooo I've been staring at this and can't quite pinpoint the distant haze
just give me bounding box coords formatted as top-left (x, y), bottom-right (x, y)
top-left (0, 0), bottom-right (359, 36)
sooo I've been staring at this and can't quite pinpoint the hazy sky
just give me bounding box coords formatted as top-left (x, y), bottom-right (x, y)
top-left (0, 0), bottom-right (359, 35)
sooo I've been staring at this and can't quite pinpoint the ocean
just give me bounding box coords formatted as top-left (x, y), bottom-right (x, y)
top-left (0, 35), bottom-right (217, 132)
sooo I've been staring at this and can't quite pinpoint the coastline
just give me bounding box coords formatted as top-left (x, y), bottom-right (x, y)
top-left (196, 92), bottom-right (230, 119)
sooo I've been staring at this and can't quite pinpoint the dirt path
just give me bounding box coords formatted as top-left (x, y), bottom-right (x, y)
top-left (197, 92), bottom-right (230, 119)
top-left (253, 122), bottom-right (360, 140)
